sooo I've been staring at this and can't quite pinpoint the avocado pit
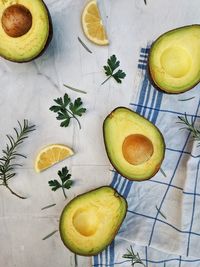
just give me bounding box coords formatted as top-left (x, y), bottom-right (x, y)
top-left (72, 208), bottom-right (99, 236)
top-left (2, 4), bottom-right (32, 38)
top-left (122, 134), bottom-right (154, 165)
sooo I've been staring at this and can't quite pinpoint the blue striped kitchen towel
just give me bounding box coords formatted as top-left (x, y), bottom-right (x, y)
top-left (93, 46), bottom-right (200, 266)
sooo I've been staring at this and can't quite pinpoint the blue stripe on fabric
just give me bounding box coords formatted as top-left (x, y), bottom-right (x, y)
top-left (110, 171), bottom-right (119, 188)
top-left (109, 241), bottom-right (115, 267)
top-left (93, 257), bottom-right (200, 266)
top-left (166, 147), bottom-right (200, 158)
top-left (135, 73), bottom-right (149, 114)
top-left (93, 254), bottom-right (99, 266)
top-left (100, 252), bottom-right (103, 266)
top-left (142, 81), bottom-right (151, 117)
top-left (151, 91), bottom-right (163, 125)
top-left (148, 100), bottom-right (200, 246)
top-left (186, 159), bottom-right (200, 256)
top-left (138, 64), bottom-right (146, 70)
top-left (147, 88), bottom-right (157, 120)
top-left (130, 103), bottom-right (200, 118)
top-left (127, 209), bottom-right (200, 236)
top-left (145, 246), bottom-right (148, 267)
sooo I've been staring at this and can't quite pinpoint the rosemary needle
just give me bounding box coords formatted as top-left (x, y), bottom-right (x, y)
top-left (42, 230), bottom-right (58, 240)
top-left (78, 37), bottom-right (92, 54)
top-left (63, 84), bottom-right (87, 94)
top-left (156, 205), bottom-right (167, 219)
top-left (178, 97), bottom-right (195, 102)
top-left (41, 203), bottom-right (56, 210)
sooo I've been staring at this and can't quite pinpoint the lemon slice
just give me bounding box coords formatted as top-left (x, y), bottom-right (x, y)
top-left (35, 144), bottom-right (74, 172)
top-left (82, 0), bottom-right (109, 45)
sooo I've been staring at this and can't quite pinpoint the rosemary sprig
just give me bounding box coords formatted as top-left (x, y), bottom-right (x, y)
top-left (122, 246), bottom-right (145, 266)
top-left (0, 120), bottom-right (35, 199)
top-left (178, 114), bottom-right (200, 144)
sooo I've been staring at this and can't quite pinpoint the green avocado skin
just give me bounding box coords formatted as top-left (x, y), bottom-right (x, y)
top-left (148, 24), bottom-right (200, 94)
top-left (59, 186), bottom-right (127, 256)
top-left (103, 107), bottom-right (165, 181)
top-left (1, 0), bottom-right (53, 63)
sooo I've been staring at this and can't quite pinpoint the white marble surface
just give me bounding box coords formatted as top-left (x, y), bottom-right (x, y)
top-left (0, 0), bottom-right (200, 266)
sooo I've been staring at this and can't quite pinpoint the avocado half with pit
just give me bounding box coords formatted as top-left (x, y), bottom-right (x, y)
top-left (148, 25), bottom-right (200, 93)
top-left (59, 186), bottom-right (127, 256)
top-left (103, 107), bottom-right (165, 181)
top-left (0, 0), bottom-right (52, 62)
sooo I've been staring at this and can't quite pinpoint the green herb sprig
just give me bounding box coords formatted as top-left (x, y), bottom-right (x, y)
top-left (102, 55), bottom-right (126, 85)
top-left (50, 93), bottom-right (86, 129)
top-left (122, 246), bottom-right (145, 266)
top-left (0, 120), bottom-right (35, 199)
top-left (178, 114), bottom-right (200, 144)
top-left (48, 167), bottom-right (73, 199)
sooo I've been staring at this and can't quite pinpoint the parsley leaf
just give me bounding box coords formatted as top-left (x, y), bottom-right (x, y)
top-left (102, 55), bottom-right (126, 85)
top-left (50, 93), bottom-right (86, 129)
top-left (48, 167), bottom-right (73, 199)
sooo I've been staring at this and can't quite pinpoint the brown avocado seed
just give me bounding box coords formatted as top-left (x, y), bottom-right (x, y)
top-left (2, 4), bottom-right (32, 38)
top-left (122, 134), bottom-right (154, 165)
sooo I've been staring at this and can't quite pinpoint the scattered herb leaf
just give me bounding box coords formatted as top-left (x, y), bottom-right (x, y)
top-left (160, 167), bottom-right (167, 177)
top-left (0, 120), bottom-right (35, 199)
top-left (63, 84), bottom-right (87, 94)
top-left (178, 97), bottom-right (195, 102)
top-left (50, 93), bottom-right (86, 129)
top-left (122, 246), bottom-right (145, 266)
top-left (78, 37), bottom-right (92, 54)
top-left (41, 203), bottom-right (56, 210)
top-left (48, 167), bottom-right (73, 199)
top-left (102, 55), bottom-right (126, 85)
top-left (42, 230), bottom-right (58, 240)
top-left (178, 114), bottom-right (200, 145)
top-left (144, 0), bottom-right (147, 5)
top-left (156, 205), bottom-right (167, 219)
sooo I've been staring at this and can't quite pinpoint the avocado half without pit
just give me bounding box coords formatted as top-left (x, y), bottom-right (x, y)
top-left (0, 0), bottom-right (52, 62)
top-left (59, 186), bottom-right (127, 256)
top-left (148, 25), bottom-right (200, 93)
top-left (103, 107), bottom-right (165, 181)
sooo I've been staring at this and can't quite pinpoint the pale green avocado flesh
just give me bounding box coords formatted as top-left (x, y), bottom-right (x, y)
top-left (103, 107), bottom-right (165, 181)
top-left (59, 186), bottom-right (127, 256)
top-left (0, 0), bottom-right (51, 62)
top-left (149, 25), bottom-right (200, 93)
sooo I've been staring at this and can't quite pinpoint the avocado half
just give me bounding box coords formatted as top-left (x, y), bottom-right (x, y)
top-left (103, 107), bottom-right (165, 181)
top-left (59, 186), bottom-right (127, 256)
top-left (148, 25), bottom-right (200, 93)
top-left (0, 0), bottom-right (52, 62)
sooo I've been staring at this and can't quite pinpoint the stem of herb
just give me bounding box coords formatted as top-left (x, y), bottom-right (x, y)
top-left (4, 180), bottom-right (26, 199)
top-left (62, 186), bottom-right (67, 199)
top-left (66, 108), bottom-right (81, 129)
top-left (101, 75), bottom-right (112, 85)
top-left (63, 84), bottom-right (87, 95)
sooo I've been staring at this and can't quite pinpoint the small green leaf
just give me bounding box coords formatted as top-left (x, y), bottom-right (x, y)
top-left (49, 94), bottom-right (86, 129)
top-left (48, 166), bottom-right (73, 199)
top-left (102, 55), bottom-right (126, 85)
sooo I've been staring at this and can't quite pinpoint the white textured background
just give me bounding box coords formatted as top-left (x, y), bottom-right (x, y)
top-left (0, 0), bottom-right (200, 266)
